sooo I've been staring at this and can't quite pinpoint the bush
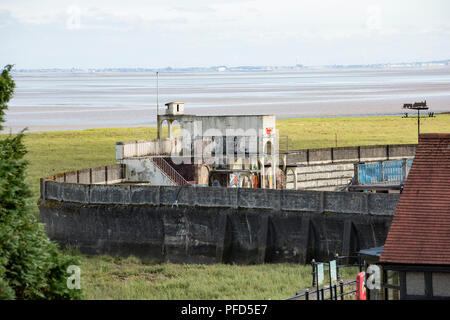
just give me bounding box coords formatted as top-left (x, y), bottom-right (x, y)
top-left (0, 65), bottom-right (82, 299)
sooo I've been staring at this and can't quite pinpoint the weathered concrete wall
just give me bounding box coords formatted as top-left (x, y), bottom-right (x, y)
top-left (286, 163), bottom-right (354, 191)
top-left (120, 158), bottom-right (175, 185)
top-left (39, 182), bottom-right (398, 264)
top-left (116, 138), bottom-right (182, 160)
top-left (43, 164), bottom-right (125, 186)
top-left (284, 144), bottom-right (417, 191)
top-left (41, 181), bottom-right (399, 214)
top-left (285, 144), bottom-right (417, 165)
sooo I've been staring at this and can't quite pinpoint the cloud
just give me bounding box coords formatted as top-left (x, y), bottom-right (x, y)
top-left (1, 0), bottom-right (449, 68)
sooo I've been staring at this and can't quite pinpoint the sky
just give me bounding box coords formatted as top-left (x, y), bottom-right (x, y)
top-left (0, 0), bottom-right (449, 69)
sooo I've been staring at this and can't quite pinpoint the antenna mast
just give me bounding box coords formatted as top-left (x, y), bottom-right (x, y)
top-left (156, 71), bottom-right (159, 116)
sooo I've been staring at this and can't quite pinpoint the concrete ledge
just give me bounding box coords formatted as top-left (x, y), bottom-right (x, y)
top-left (89, 185), bottom-right (131, 204)
top-left (62, 183), bottom-right (89, 203)
top-left (45, 181), bottom-right (61, 200)
top-left (42, 180), bottom-right (399, 216)
top-left (360, 145), bottom-right (387, 161)
top-left (333, 147), bottom-right (359, 162)
top-left (285, 143), bottom-right (417, 166)
top-left (130, 185), bottom-right (160, 205)
top-left (65, 171), bottom-right (77, 183)
top-left (159, 186), bottom-right (192, 206)
top-left (192, 187), bottom-right (238, 208)
top-left (389, 144), bottom-right (417, 158)
top-left (368, 193), bottom-right (400, 215)
top-left (91, 167), bottom-right (106, 184)
top-left (238, 188), bottom-right (280, 210)
top-left (281, 189), bottom-right (322, 212)
top-left (78, 168), bottom-right (91, 184)
top-left (323, 191), bottom-right (367, 214)
top-left (309, 148), bottom-right (332, 163)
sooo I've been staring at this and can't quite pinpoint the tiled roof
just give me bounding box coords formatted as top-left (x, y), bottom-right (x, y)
top-left (380, 133), bottom-right (450, 265)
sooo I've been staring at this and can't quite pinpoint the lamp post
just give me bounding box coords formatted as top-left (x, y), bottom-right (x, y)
top-left (156, 71), bottom-right (159, 116)
top-left (402, 100), bottom-right (428, 143)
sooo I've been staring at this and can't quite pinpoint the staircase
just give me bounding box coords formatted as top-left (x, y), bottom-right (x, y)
top-left (149, 157), bottom-right (191, 186)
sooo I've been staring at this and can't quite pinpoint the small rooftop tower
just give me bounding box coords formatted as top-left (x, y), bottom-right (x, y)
top-left (165, 102), bottom-right (184, 115)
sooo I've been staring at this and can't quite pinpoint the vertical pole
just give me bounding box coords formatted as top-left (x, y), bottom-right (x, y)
top-left (311, 259), bottom-right (316, 287)
top-left (328, 262), bottom-right (333, 300)
top-left (417, 109), bottom-right (420, 143)
top-left (156, 72), bottom-right (159, 116)
top-left (335, 254), bottom-right (340, 281)
top-left (340, 281), bottom-right (344, 300)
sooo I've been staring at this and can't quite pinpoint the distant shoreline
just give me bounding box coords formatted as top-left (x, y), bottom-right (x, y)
top-left (11, 58), bottom-right (450, 74)
top-left (3, 112), bottom-right (449, 134)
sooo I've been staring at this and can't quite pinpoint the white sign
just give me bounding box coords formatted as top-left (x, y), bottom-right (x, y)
top-left (329, 260), bottom-right (337, 284)
top-left (317, 263), bottom-right (324, 287)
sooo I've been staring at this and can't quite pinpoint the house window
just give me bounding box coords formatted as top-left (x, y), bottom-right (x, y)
top-left (432, 273), bottom-right (450, 297)
top-left (405, 272), bottom-right (425, 296)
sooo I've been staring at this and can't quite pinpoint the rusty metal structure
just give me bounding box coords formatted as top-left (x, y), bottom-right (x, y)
top-left (403, 100), bottom-right (429, 143)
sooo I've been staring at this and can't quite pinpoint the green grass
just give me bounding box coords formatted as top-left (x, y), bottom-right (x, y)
top-left (77, 254), bottom-right (358, 300)
top-left (277, 114), bottom-right (450, 149)
top-left (3, 114), bottom-right (449, 299)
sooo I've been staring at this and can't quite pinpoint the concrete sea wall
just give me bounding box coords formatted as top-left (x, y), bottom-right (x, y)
top-left (39, 181), bottom-right (399, 264)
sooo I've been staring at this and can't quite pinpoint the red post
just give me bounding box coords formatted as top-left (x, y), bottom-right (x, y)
top-left (356, 272), bottom-right (366, 300)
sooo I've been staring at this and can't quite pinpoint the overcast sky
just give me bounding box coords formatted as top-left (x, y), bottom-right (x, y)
top-left (1, 0), bottom-right (449, 69)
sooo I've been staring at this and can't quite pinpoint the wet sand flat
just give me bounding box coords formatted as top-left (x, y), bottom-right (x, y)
top-left (4, 68), bottom-right (450, 132)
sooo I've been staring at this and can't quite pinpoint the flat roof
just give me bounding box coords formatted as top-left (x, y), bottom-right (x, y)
top-left (359, 246), bottom-right (384, 258)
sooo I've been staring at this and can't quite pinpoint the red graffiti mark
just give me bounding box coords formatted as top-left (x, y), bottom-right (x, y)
top-left (266, 128), bottom-right (273, 135)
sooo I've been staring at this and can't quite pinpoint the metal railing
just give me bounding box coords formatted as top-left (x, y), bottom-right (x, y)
top-left (355, 159), bottom-right (413, 185)
top-left (150, 156), bottom-right (190, 186)
top-left (286, 279), bottom-right (356, 300)
top-left (285, 254), bottom-right (362, 301)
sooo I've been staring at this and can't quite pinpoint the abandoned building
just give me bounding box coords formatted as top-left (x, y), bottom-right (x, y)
top-left (363, 133), bottom-right (450, 300)
top-left (118, 101), bottom-right (280, 189)
top-left (116, 102), bottom-right (417, 193)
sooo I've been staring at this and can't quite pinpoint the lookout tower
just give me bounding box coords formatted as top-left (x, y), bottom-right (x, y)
top-left (165, 101), bottom-right (184, 115)
top-left (157, 101), bottom-right (190, 139)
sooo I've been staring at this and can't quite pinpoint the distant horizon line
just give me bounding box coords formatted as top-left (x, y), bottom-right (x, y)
top-left (10, 58), bottom-right (450, 73)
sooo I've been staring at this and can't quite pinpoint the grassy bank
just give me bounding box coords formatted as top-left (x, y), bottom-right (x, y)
top-left (5, 114), bottom-right (449, 299)
top-left (78, 254), bottom-right (358, 300)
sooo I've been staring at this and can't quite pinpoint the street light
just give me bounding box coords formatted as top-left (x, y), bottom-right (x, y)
top-left (402, 100), bottom-right (428, 143)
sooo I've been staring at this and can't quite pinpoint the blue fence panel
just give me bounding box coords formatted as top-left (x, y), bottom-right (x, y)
top-left (358, 159), bottom-right (413, 185)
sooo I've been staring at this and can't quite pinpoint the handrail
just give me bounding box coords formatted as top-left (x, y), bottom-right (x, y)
top-left (285, 279), bottom-right (356, 300)
top-left (150, 156), bottom-right (190, 186)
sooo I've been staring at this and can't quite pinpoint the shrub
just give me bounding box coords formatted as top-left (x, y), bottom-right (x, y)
top-left (0, 65), bottom-right (82, 299)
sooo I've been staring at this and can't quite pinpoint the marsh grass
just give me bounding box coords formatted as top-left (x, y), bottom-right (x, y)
top-left (77, 254), bottom-right (358, 300)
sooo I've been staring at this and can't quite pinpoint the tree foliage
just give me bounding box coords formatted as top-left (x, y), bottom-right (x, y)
top-left (0, 65), bottom-right (82, 299)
